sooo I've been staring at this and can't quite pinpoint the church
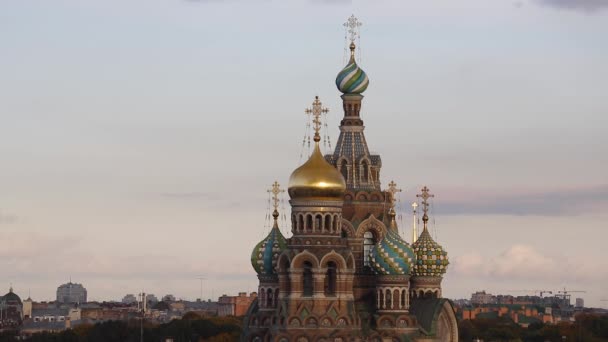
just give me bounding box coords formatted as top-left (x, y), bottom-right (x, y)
top-left (242, 16), bottom-right (459, 342)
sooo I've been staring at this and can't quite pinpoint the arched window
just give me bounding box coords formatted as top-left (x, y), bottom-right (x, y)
top-left (303, 262), bottom-right (313, 297)
top-left (325, 215), bottom-right (331, 232)
top-left (325, 261), bottom-right (337, 296)
top-left (298, 215), bottom-right (304, 232)
top-left (340, 162), bottom-right (348, 182)
top-left (362, 160), bottom-right (369, 182)
top-left (315, 214), bottom-right (322, 232)
top-left (306, 215), bottom-right (312, 233)
top-left (385, 289), bottom-right (392, 310)
top-left (267, 288), bottom-right (273, 307)
top-left (401, 289), bottom-right (406, 308)
top-left (363, 231), bottom-right (375, 267)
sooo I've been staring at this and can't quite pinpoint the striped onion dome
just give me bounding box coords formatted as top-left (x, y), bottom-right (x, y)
top-left (412, 227), bottom-right (449, 277)
top-left (335, 43), bottom-right (369, 94)
top-left (251, 212), bottom-right (287, 276)
top-left (369, 228), bottom-right (415, 275)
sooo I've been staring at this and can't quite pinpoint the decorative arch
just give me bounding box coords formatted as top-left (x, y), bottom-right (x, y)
top-left (277, 252), bottom-right (292, 273)
top-left (355, 215), bottom-right (386, 239)
top-left (378, 316), bottom-right (395, 328)
top-left (434, 301), bottom-right (459, 342)
top-left (291, 250), bottom-right (320, 269)
top-left (319, 250), bottom-right (347, 269)
top-left (340, 219), bottom-right (355, 238)
top-left (369, 190), bottom-right (384, 202)
top-left (355, 191), bottom-right (369, 201)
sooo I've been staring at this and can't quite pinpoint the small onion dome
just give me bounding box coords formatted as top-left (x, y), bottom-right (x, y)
top-left (335, 43), bottom-right (369, 94)
top-left (251, 212), bottom-right (287, 276)
top-left (288, 143), bottom-right (346, 200)
top-left (369, 228), bottom-right (416, 275)
top-left (412, 228), bottom-right (449, 277)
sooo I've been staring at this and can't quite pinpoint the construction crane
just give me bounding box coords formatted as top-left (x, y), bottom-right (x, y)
top-left (556, 288), bottom-right (587, 307)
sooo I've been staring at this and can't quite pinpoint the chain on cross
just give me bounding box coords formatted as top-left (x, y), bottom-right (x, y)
top-left (416, 186), bottom-right (434, 217)
top-left (268, 181), bottom-right (284, 212)
top-left (305, 96), bottom-right (329, 142)
top-left (344, 15), bottom-right (362, 44)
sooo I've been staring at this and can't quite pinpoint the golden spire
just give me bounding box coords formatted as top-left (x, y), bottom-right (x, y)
top-left (304, 96), bottom-right (328, 143)
top-left (411, 202), bottom-right (419, 243)
top-left (386, 180), bottom-right (402, 230)
top-left (268, 181), bottom-right (284, 227)
top-left (416, 186), bottom-right (434, 231)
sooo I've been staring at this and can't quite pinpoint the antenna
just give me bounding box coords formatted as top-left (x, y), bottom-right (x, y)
top-left (196, 276), bottom-right (206, 301)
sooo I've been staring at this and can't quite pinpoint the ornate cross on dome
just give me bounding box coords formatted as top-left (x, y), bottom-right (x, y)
top-left (344, 15), bottom-right (362, 44)
top-left (386, 180), bottom-right (402, 209)
top-left (416, 186), bottom-right (434, 228)
top-left (305, 96), bottom-right (328, 142)
top-left (268, 181), bottom-right (284, 214)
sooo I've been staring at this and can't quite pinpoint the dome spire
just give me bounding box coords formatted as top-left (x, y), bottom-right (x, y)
top-left (268, 181), bottom-right (284, 228)
top-left (288, 96), bottom-right (346, 200)
top-left (336, 15), bottom-right (369, 95)
top-left (416, 186), bottom-right (434, 232)
top-left (305, 96), bottom-right (328, 144)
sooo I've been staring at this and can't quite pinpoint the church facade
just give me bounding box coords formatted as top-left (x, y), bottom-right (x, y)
top-left (243, 17), bottom-right (458, 342)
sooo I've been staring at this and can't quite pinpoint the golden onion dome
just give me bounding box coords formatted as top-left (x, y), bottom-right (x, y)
top-left (288, 143), bottom-right (346, 200)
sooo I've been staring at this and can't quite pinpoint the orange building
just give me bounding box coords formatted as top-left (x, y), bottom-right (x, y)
top-left (218, 292), bottom-right (257, 317)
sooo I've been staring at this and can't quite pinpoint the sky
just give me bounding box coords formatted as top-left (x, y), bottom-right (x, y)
top-left (1, 0), bottom-right (607, 307)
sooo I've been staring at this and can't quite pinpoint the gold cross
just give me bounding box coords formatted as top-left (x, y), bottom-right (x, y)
top-left (344, 15), bottom-right (362, 44)
top-left (416, 186), bottom-right (434, 217)
top-left (305, 96), bottom-right (329, 142)
top-left (268, 181), bottom-right (284, 212)
top-left (386, 180), bottom-right (402, 209)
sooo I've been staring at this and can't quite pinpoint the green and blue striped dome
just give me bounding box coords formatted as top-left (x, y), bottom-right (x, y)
top-left (369, 228), bottom-right (415, 276)
top-left (251, 220), bottom-right (287, 276)
top-left (335, 44), bottom-right (369, 94)
top-left (412, 228), bottom-right (449, 277)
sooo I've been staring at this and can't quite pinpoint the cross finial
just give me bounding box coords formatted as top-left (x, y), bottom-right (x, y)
top-left (416, 186), bottom-right (434, 229)
top-left (305, 96), bottom-right (329, 143)
top-left (344, 15), bottom-right (362, 44)
top-left (268, 181), bottom-right (284, 223)
top-left (386, 180), bottom-right (402, 209)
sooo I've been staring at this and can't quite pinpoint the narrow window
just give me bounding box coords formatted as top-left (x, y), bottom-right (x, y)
top-left (340, 162), bottom-right (348, 181)
top-left (363, 231), bottom-right (375, 267)
top-left (325, 261), bottom-right (337, 296)
top-left (362, 161), bottom-right (369, 182)
top-left (303, 262), bottom-right (313, 297)
top-left (267, 288), bottom-right (273, 307)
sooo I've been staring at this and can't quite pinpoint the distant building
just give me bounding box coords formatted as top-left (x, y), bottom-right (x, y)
top-left (146, 294), bottom-right (159, 307)
top-left (218, 292), bottom-right (257, 317)
top-left (162, 294), bottom-right (176, 302)
top-left (56, 282), bottom-right (87, 304)
top-left (0, 287), bottom-right (23, 327)
top-left (471, 291), bottom-right (495, 305)
top-left (122, 294), bottom-right (137, 304)
top-left (576, 298), bottom-right (584, 308)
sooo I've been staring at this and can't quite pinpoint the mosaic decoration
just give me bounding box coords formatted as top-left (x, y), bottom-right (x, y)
top-left (369, 228), bottom-right (415, 275)
top-left (412, 228), bottom-right (449, 277)
top-left (250, 225), bottom-right (287, 275)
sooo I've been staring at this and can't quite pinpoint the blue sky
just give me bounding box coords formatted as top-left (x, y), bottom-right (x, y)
top-left (1, 0), bottom-right (607, 307)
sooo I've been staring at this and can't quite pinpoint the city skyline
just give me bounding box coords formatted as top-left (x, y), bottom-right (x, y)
top-left (1, 0), bottom-right (607, 308)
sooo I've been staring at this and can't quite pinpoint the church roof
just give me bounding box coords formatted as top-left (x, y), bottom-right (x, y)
top-left (410, 298), bottom-right (455, 337)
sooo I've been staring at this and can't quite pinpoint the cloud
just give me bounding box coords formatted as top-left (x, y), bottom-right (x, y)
top-left (437, 185), bottom-right (608, 216)
top-left (451, 244), bottom-right (608, 282)
top-left (536, 0), bottom-right (608, 12)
